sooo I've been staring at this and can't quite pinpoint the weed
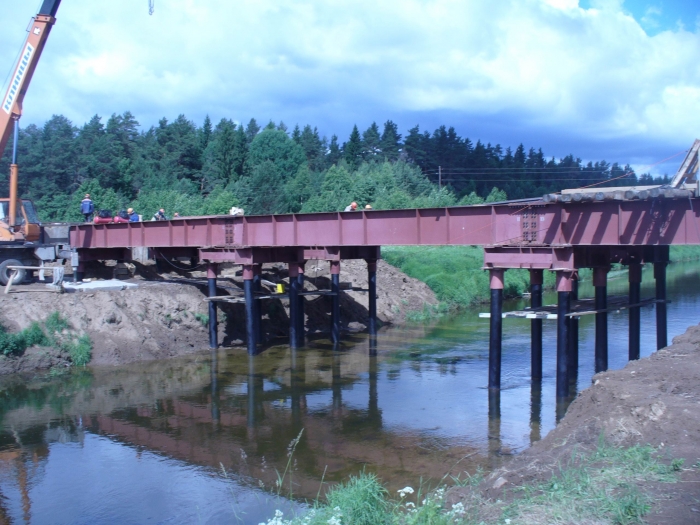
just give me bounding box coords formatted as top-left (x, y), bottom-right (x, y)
top-left (194, 312), bottom-right (209, 327)
top-left (44, 311), bottom-right (70, 334)
top-left (66, 335), bottom-right (92, 367)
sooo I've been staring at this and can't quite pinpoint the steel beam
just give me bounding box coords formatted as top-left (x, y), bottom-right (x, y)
top-left (628, 261), bottom-right (642, 361)
top-left (330, 261), bottom-right (341, 344)
top-left (253, 265), bottom-right (263, 345)
top-left (70, 198), bottom-right (700, 252)
top-left (655, 246), bottom-right (669, 349)
top-left (207, 263), bottom-right (218, 349)
top-left (568, 276), bottom-right (579, 382)
top-left (243, 265), bottom-right (256, 355)
top-left (529, 269), bottom-right (543, 381)
top-left (593, 267), bottom-right (609, 373)
top-left (367, 259), bottom-right (377, 340)
top-left (296, 262), bottom-right (305, 348)
top-left (556, 271), bottom-right (572, 399)
top-left (289, 263), bottom-right (299, 349)
top-left (488, 269), bottom-right (504, 390)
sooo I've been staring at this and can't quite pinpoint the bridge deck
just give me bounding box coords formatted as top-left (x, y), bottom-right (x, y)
top-left (69, 197), bottom-right (700, 269)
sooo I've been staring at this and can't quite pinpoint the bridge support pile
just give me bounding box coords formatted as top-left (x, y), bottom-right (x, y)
top-left (485, 244), bottom-right (671, 401)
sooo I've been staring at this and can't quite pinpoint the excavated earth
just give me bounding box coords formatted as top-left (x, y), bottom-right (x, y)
top-left (0, 259), bottom-right (437, 373)
top-left (448, 323), bottom-right (700, 525)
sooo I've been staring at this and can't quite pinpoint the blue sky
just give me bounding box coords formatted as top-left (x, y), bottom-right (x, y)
top-left (1, 0), bottom-right (699, 178)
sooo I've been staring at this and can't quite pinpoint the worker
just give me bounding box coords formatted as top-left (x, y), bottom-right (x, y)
top-left (365, 204), bottom-right (373, 210)
top-left (344, 202), bottom-right (358, 212)
top-left (152, 208), bottom-right (167, 221)
top-left (173, 212), bottom-right (180, 218)
top-left (128, 208), bottom-right (139, 222)
top-left (80, 194), bottom-right (94, 222)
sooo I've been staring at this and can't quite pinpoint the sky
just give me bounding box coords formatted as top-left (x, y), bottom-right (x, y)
top-left (1, 0), bottom-right (699, 178)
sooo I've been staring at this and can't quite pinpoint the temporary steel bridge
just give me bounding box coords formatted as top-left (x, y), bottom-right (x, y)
top-left (67, 141), bottom-right (700, 400)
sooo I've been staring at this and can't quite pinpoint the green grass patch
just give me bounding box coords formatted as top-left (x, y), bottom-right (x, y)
top-left (504, 441), bottom-right (681, 524)
top-left (257, 441), bottom-right (680, 525)
top-left (0, 312), bottom-right (92, 366)
top-left (382, 246), bottom-right (556, 311)
top-left (194, 312), bottom-right (209, 327)
top-left (670, 245), bottom-right (700, 261)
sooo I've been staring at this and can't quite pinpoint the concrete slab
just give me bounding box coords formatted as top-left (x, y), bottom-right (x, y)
top-left (63, 280), bottom-right (138, 293)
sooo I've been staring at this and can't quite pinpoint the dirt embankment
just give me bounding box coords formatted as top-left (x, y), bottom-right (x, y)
top-left (0, 259), bottom-right (437, 374)
top-left (449, 323), bottom-right (700, 524)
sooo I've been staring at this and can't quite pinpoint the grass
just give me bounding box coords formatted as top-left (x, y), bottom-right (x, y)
top-left (194, 312), bottom-right (209, 327)
top-left (383, 245), bottom-right (700, 316)
top-left (0, 312), bottom-right (92, 366)
top-left (256, 440), bottom-right (681, 525)
top-left (382, 246), bottom-right (556, 312)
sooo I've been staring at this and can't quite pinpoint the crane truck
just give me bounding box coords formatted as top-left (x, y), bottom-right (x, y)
top-left (0, 0), bottom-right (71, 285)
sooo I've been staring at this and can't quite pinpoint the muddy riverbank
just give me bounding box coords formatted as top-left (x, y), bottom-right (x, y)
top-left (0, 259), bottom-right (437, 374)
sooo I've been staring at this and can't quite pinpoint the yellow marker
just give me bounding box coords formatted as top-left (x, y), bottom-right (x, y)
top-left (276, 283), bottom-right (285, 293)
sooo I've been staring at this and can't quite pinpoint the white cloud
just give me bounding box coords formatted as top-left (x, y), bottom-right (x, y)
top-left (0, 0), bottom-right (698, 173)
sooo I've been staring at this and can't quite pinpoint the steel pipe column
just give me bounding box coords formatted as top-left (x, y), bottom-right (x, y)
top-left (568, 276), bottom-right (579, 382)
top-left (367, 259), bottom-right (378, 339)
top-left (488, 269), bottom-right (505, 390)
top-left (289, 263), bottom-right (300, 349)
top-left (530, 269), bottom-right (543, 381)
top-left (296, 262), bottom-right (306, 348)
top-left (654, 247), bottom-right (669, 350)
top-left (207, 263), bottom-right (219, 349)
top-left (330, 261), bottom-right (341, 344)
top-left (628, 261), bottom-right (642, 361)
top-left (556, 271), bottom-right (572, 399)
top-left (243, 265), bottom-right (257, 355)
top-left (253, 265), bottom-right (263, 345)
top-left (593, 267), bottom-right (609, 373)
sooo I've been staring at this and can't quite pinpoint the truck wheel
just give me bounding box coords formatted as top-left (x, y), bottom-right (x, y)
top-left (0, 259), bottom-right (26, 286)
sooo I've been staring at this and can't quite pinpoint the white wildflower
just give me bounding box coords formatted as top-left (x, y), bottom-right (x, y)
top-left (397, 486), bottom-right (415, 498)
top-left (451, 502), bottom-right (466, 516)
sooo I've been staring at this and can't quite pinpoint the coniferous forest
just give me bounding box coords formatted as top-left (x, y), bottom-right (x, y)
top-left (0, 113), bottom-right (669, 222)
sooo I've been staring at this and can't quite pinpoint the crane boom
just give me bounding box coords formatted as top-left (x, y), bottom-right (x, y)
top-left (0, 0), bottom-right (61, 159)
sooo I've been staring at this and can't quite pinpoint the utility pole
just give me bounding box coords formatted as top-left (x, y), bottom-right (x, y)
top-left (438, 166), bottom-right (442, 190)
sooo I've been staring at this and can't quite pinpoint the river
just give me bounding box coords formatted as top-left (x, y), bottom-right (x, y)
top-left (0, 261), bottom-right (698, 524)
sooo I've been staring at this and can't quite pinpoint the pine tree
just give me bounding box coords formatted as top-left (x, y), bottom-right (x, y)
top-left (343, 125), bottom-right (362, 170)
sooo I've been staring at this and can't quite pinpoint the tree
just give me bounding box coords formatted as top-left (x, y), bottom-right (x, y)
top-left (327, 135), bottom-right (342, 167)
top-left (380, 120), bottom-right (401, 161)
top-left (246, 128), bottom-right (306, 179)
top-left (245, 118), bottom-right (260, 143)
top-left (361, 122), bottom-right (381, 161)
top-left (343, 125), bottom-right (362, 170)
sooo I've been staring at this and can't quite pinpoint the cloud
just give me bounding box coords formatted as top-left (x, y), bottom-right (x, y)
top-left (1, 0), bottom-right (698, 175)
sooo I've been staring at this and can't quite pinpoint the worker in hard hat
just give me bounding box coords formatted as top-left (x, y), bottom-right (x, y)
top-left (344, 202), bottom-right (358, 211)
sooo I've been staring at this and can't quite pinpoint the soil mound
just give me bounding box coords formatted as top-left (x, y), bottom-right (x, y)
top-left (0, 259), bottom-right (437, 373)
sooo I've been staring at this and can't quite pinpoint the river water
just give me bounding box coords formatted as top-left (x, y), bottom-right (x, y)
top-left (0, 261), bottom-right (698, 524)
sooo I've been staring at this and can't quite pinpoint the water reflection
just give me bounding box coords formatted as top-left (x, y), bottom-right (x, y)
top-left (0, 261), bottom-right (696, 524)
